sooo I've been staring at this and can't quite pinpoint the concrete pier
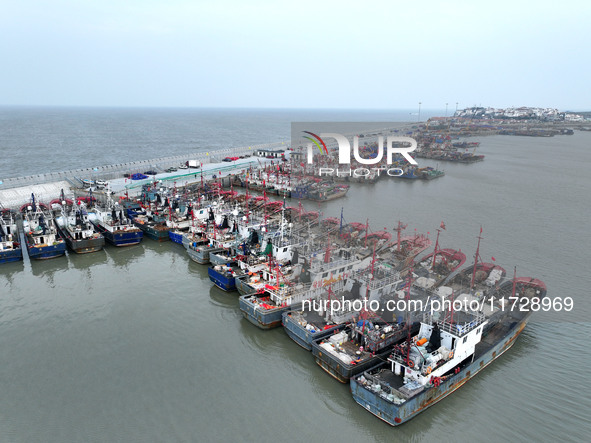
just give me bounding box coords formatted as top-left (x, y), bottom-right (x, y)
top-left (0, 141), bottom-right (288, 208)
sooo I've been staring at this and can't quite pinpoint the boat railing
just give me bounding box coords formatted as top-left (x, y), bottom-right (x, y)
top-left (352, 267), bottom-right (403, 290)
top-left (270, 279), bottom-right (346, 305)
top-left (308, 256), bottom-right (358, 274)
top-left (423, 311), bottom-right (486, 336)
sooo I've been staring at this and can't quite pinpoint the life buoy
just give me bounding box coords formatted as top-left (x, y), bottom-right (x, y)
top-left (425, 366), bottom-right (432, 375)
top-left (407, 360), bottom-right (415, 369)
top-left (448, 350), bottom-right (454, 359)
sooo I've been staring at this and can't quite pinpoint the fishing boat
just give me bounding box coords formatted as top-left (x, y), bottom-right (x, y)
top-left (312, 318), bottom-right (416, 383)
top-left (168, 217), bottom-right (193, 244)
top-left (282, 262), bottom-right (404, 350)
top-left (185, 202), bottom-right (249, 262)
top-left (21, 195), bottom-right (66, 260)
top-left (240, 281), bottom-right (329, 330)
top-left (54, 203), bottom-right (105, 254)
top-left (0, 207), bottom-right (23, 263)
top-left (349, 275), bottom-right (546, 426)
top-left (88, 197), bottom-right (143, 247)
top-left (132, 210), bottom-right (170, 241)
top-left (187, 230), bottom-right (238, 264)
top-left (165, 191), bottom-right (195, 244)
top-left (232, 227), bottom-right (298, 294)
top-left (239, 251), bottom-right (371, 329)
top-left (209, 245), bottom-right (241, 265)
top-left (418, 167), bottom-right (445, 180)
top-left (207, 261), bottom-right (246, 291)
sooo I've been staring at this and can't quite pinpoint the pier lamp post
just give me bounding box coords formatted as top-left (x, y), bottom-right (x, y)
top-left (418, 102), bottom-right (422, 122)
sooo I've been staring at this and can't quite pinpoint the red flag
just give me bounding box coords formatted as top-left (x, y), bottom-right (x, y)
top-left (440, 221), bottom-right (446, 230)
top-left (480, 226), bottom-right (483, 234)
top-left (491, 257), bottom-right (495, 261)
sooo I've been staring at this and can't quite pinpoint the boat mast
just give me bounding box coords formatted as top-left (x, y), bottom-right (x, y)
top-left (360, 246), bottom-right (376, 343)
top-left (326, 284), bottom-right (333, 322)
top-left (431, 228), bottom-right (441, 269)
top-left (394, 221), bottom-right (407, 253)
top-left (404, 267), bottom-right (413, 366)
top-left (324, 234), bottom-right (331, 263)
top-left (470, 227), bottom-right (483, 291)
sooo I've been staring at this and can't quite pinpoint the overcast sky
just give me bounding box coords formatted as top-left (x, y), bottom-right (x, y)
top-left (1, 0), bottom-right (588, 109)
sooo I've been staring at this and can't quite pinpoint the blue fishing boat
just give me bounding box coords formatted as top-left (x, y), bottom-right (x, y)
top-left (207, 261), bottom-right (245, 291)
top-left (169, 227), bottom-right (188, 244)
top-left (0, 208), bottom-right (23, 263)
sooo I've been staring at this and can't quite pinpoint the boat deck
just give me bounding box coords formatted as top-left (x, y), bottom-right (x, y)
top-left (320, 337), bottom-right (373, 363)
top-left (370, 368), bottom-right (406, 390)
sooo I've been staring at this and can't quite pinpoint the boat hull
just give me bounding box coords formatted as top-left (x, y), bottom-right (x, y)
top-left (55, 224), bottom-right (105, 254)
top-left (0, 248), bottom-right (23, 263)
top-left (312, 326), bottom-right (414, 383)
top-left (350, 317), bottom-right (529, 426)
top-left (187, 245), bottom-right (224, 265)
top-left (134, 222), bottom-right (170, 242)
top-left (26, 242), bottom-right (66, 260)
top-left (169, 230), bottom-right (184, 244)
top-left (313, 347), bottom-right (389, 384)
top-left (207, 267), bottom-right (237, 291)
top-left (65, 237), bottom-right (104, 254)
top-left (91, 221), bottom-right (143, 247)
top-left (239, 295), bottom-right (292, 329)
top-left (236, 276), bottom-right (255, 295)
top-left (281, 311), bottom-right (342, 351)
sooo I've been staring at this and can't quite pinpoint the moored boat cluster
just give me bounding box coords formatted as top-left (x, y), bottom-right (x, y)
top-left (1, 142), bottom-right (545, 427)
top-left (1, 183), bottom-right (547, 426)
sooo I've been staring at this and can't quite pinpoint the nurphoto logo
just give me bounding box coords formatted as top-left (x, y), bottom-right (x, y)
top-left (292, 123), bottom-right (418, 178)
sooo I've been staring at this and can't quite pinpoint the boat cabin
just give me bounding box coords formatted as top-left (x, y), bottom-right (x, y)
top-left (390, 309), bottom-right (487, 386)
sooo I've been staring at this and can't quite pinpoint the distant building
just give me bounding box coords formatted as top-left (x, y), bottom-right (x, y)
top-left (454, 106), bottom-right (584, 122)
top-left (255, 149), bottom-right (285, 158)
